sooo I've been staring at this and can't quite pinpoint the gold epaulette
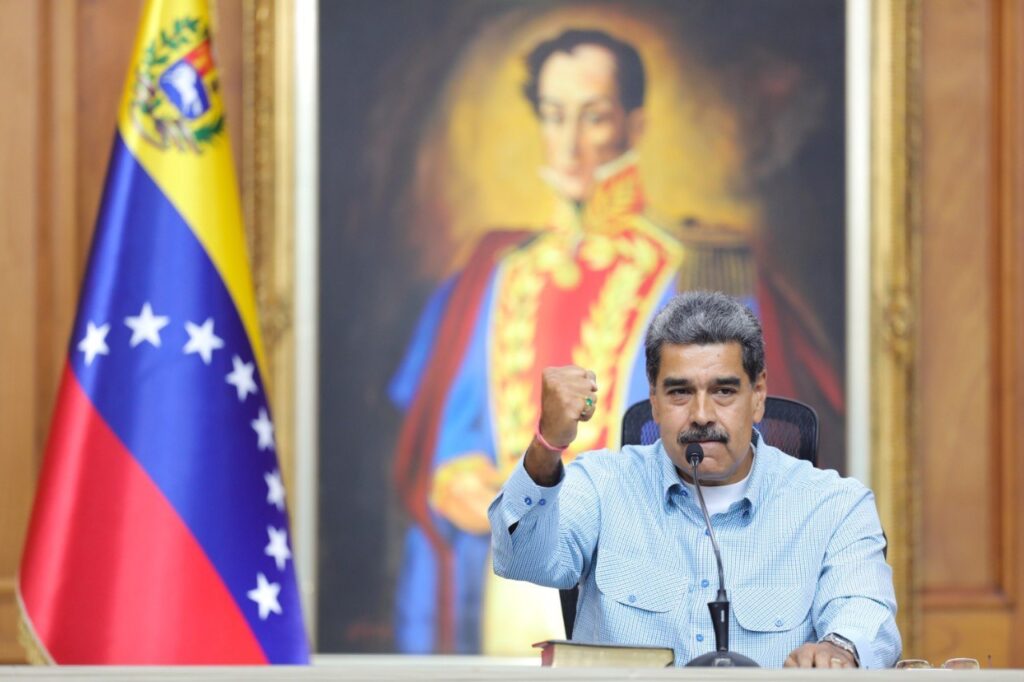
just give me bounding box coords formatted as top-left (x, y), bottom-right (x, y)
top-left (674, 217), bottom-right (755, 297)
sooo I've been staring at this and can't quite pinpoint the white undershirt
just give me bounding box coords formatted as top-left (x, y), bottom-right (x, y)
top-left (683, 466), bottom-right (753, 516)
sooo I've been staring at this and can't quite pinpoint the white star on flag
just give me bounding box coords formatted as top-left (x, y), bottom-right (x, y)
top-left (265, 526), bottom-right (292, 571)
top-left (226, 355), bottom-right (258, 401)
top-left (77, 321), bottom-right (110, 366)
top-left (246, 572), bottom-right (282, 620)
top-left (183, 317), bottom-right (225, 365)
top-left (252, 407), bottom-right (275, 451)
top-left (265, 469), bottom-right (286, 511)
top-left (124, 302), bottom-right (170, 348)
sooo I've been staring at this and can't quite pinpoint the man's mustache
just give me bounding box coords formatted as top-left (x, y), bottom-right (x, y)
top-left (676, 426), bottom-right (728, 445)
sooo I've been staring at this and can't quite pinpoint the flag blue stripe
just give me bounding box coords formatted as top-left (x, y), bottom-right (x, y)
top-left (70, 133), bottom-right (308, 662)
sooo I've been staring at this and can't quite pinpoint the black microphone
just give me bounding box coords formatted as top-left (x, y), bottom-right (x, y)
top-left (685, 442), bottom-right (704, 466)
top-left (682, 442), bottom-right (758, 667)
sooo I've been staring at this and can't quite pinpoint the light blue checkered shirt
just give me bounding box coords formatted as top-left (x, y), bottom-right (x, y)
top-left (489, 436), bottom-right (901, 668)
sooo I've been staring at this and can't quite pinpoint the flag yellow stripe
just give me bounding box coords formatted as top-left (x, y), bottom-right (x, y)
top-left (116, 0), bottom-right (268, 378)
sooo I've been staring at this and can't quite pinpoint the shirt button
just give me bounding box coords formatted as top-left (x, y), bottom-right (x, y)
top-left (681, 489), bottom-right (689, 497)
top-left (775, 619), bottom-right (784, 628)
top-left (701, 579), bottom-right (709, 588)
top-left (524, 496), bottom-right (532, 506)
top-left (704, 529), bottom-right (710, 536)
top-left (696, 634), bottom-right (704, 642)
top-left (628, 595), bottom-right (636, 603)
top-left (538, 498), bottom-right (546, 506)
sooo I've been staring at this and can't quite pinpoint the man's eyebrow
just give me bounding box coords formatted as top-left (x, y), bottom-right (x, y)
top-left (661, 376), bottom-right (742, 389)
top-left (579, 95), bottom-right (617, 108)
top-left (538, 95), bottom-right (617, 109)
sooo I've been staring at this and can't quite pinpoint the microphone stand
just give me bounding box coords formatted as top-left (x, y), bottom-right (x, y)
top-left (684, 444), bottom-right (758, 667)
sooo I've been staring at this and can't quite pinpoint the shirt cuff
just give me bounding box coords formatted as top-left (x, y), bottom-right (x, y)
top-left (501, 454), bottom-right (562, 517)
top-left (829, 629), bottom-right (876, 669)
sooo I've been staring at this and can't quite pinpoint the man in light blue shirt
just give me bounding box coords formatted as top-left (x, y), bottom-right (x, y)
top-left (488, 291), bottom-right (900, 668)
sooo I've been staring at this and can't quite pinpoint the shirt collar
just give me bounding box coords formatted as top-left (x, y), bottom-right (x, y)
top-left (657, 429), bottom-right (770, 516)
top-left (657, 439), bottom-right (683, 503)
top-left (743, 429), bottom-right (770, 516)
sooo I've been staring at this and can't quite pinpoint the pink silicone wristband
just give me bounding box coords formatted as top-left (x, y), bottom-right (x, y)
top-left (535, 422), bottom-right (569, 451)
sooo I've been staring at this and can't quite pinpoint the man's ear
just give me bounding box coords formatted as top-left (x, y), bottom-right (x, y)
top-left (627, 108), bottom-right (645, 147)
top-left (649, 384), bottom-right (660, 424)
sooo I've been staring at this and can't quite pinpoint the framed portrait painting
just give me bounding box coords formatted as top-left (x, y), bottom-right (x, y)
top-left (314, 0), bottom-right (850, 655)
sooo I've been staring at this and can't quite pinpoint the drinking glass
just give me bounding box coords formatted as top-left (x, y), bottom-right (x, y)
top-left (895, 659), bottom-right (932, 669)
top-left (941, 658), bottom-right (980, 670)
top-left (895, 657), bottom-right (981, 670)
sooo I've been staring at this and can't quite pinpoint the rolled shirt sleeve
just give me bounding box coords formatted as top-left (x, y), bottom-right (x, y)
top-left (812, 487), bottom-right (902, 668)
top-left (488, 454), bottom-right (601, 591)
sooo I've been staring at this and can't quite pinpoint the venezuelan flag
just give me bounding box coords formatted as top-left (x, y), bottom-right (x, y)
top-left (17, 0), bottom-right (309, 664)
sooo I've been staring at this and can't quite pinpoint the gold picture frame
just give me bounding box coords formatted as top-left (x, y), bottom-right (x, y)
top-left (870, 0), bottom-right (921, 654)
top-left (250, 0), bottom-right (924, 654)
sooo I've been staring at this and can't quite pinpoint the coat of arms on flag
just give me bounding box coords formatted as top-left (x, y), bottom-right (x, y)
top-left (129, 15), bottom-right (224, 153)
top-left (17, 0), bottom-right (309, 665)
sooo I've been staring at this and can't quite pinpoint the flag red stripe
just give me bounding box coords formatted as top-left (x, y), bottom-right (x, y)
top-left (20, 364), bottom-right (267, 664)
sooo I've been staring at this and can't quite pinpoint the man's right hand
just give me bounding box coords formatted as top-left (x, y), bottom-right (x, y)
top-left (525, 365), bottom-right (599, 486)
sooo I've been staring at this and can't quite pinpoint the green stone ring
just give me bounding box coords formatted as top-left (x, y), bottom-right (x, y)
top-left (584, 396), bottom-right (595, 408)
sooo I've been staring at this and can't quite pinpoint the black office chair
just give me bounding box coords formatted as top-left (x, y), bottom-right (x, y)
top-left (559, 395), bottom-right (819, 639)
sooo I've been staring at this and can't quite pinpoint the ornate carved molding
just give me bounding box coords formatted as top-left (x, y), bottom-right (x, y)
top-left (242, 0), bottom-right (297, 495)
top-left (871, 0), bottom-right (922, 655)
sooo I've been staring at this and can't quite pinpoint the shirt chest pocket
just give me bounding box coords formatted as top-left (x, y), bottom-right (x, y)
top-left (732, 584), bottom-right (815, 633)
top-left (594, 549), bottom-right (686, 613)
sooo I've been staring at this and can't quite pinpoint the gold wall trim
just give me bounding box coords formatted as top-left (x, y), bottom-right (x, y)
top-left (243, 0), bottom-right (297, 501)
top-left (244, 0), bottom-right (310, 641)
top-left (871, 0), bottom-right (921, 655)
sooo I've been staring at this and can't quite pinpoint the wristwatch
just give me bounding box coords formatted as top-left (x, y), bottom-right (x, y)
top-left (820, 632), bottom-right (860, 667)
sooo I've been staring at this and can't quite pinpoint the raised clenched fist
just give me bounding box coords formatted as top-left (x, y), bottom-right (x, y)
top-left (524, 366), bottom-right (599, 485)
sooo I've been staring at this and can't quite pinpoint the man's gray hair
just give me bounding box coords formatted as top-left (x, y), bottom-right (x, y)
top-left (644, 291), bottom-right (765, 385)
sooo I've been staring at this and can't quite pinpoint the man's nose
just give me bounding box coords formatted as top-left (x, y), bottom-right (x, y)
top-left (691, 392), bottom-right (716, 426)
top-left (556, 118), bottom-right (581, 161)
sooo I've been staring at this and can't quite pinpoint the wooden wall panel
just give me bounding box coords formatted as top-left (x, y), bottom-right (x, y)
top-left (36, 1), bottom-right (85, 468)
top-left (1000, 0), bottom-right (1024, 665)
top-left (919, 0), bottom-right (997, 597)
top-left (916, 0), bottom-right (1024, 668)
top-left (0, 0), bottom-right (43, 664)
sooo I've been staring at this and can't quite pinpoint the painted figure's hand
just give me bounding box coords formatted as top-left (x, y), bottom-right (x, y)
top-left (524, 366), bottom-right (599, 486)
top-left (430, 453), bottom-right (503, 534)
